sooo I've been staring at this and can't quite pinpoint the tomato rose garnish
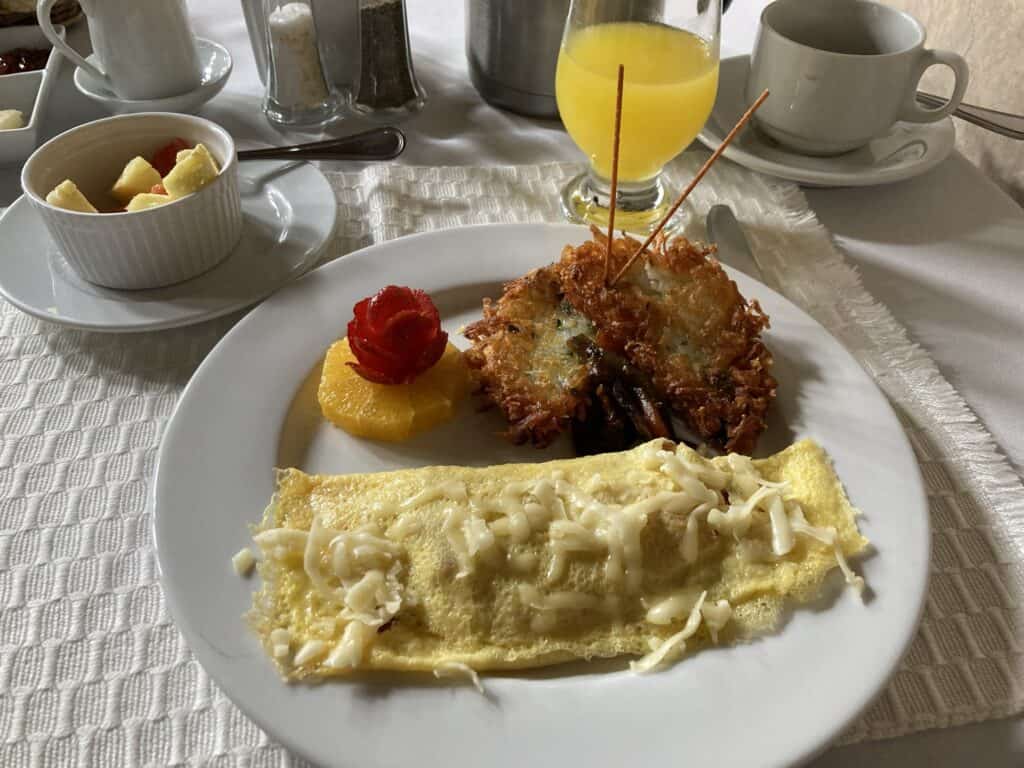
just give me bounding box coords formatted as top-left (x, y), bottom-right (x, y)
top-left (346, 286), bottom-right (448, 385)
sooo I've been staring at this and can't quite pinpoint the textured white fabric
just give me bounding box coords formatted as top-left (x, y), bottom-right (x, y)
top-left (0, 156), bottom-right (1021, 766)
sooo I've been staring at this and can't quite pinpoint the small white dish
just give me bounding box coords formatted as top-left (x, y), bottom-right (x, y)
top-left (152, 222), bottom-right (929, 768)
top-left (22, 112), bottom-right (243, 290)
top-left (0, 160), bottom-right (336, 332)
top-left (0, 24), bottom-right (63, 166)
top-left (697, 55), bottom-right (957, 188)
top-left (72, 38), bottom-right (232, 115)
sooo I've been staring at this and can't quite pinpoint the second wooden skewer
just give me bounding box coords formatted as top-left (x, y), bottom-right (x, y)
top-left (610, 88), bottom-right (770, 286)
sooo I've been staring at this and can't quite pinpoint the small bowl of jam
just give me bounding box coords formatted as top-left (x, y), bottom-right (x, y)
top-left (0, 47), bottom-right (49, 76)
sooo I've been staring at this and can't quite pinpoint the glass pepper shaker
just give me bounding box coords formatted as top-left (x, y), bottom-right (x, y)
top-left (263, 0), bottom-right (340, 126)
top-left (352, 0), bottom-right (426, 120)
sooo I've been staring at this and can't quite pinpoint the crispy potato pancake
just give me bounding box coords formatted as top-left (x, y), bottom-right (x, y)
top-left (557, 229), bottom-right (777, 453)
top-left (463, 266), bottom-right (594, 446)
top-left (247, 439), bottom-right (867, 679)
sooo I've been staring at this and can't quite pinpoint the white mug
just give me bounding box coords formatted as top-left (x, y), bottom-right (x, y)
top-left (747, 0), bottom-right (969, 156)
top-left (37, 0), bottom-right (202, 100)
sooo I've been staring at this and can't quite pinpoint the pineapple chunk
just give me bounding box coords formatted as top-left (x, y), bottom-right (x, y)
top-left (0, 110), bottom-right (25, 131)
top-left (111, 157), bottom-right (162, 205)
top-left (163, 143), bottom-right (220, 199)
top-left (45, 180), bottom-right (97, 213)
top-left (126, 193), bottom-right (171, 212)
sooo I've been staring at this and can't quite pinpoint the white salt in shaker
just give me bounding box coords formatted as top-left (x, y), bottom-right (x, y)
top-left (263, 0), bottom-right (339, 126)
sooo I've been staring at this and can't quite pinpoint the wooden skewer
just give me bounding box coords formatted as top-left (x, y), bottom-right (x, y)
top-left (610, 88), bottom-right (770, 286)
top-left (604, 64), bottom-right (625, 286)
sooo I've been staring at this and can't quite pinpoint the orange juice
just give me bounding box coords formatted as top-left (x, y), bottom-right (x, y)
top-left (556, 22), bottom-right (719, 182)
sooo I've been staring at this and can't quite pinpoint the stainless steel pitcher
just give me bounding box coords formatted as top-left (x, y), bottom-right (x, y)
top-left (465, 0), bottom-right (570, 118)
top-left (466, 0), bottom-right (732, 119)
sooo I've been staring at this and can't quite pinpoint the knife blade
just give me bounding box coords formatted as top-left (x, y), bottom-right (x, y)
top-left (706, 204), bottom-right (764, 282)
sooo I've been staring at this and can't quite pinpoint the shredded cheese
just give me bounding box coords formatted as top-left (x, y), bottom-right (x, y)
top-left (269, 628), bottom-right (291, 659)
top-left (443, 505), bottom-right (478, 578)
top-left (631, 591), bottom-right (707, 673)
top-left (252, 528), bottom-right (308, 561)
top-left (293, 639), bottom-right (328, 666)
top-left (232, 547), bottom-right (256, 576)
top-left (681, 503), bottom-right (712, 564)
top-left (700, 599), bottom-right (733, 642)
top-left (401, 481), bottom-right (468, 510)
top-left (387, 513), bottom-right (422, 540)
top-left (768, 495), bottom-right (794, 556)
top-left (644, 588), bottom-right (703, 625)
top-left (325, 621), bottom-right (376, 670)
top-left (789, 505), bottom-right (865, 596)
top-left (433, 661), bottom-right (485, 693)
top-left (508, 550), bottom-right (538, 573)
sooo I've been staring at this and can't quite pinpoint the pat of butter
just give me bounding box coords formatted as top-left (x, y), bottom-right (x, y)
top-left (0, 110), bottom-right (25, 131)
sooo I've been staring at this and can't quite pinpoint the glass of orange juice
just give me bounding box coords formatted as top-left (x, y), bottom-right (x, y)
top-left (556, 0), bottom-right (721, 234)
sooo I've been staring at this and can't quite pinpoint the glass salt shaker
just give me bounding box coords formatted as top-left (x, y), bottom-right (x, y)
top-left (352, 0), bottom-right (426, 120)
top-left (263, 0), bottom-right (340, 126)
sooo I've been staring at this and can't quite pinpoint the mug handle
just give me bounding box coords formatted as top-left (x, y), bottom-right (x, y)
top-left (36, 0), bottom-right (112, 90)
top-left (899, 48), bottom-right (970, 123)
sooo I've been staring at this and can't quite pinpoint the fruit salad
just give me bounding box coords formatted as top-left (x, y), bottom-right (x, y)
top-left (44, 138), bottom-right (221, 214)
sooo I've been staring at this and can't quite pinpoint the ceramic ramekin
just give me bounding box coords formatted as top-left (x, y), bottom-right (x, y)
top-left (21, 112), bottom-right (242, 290)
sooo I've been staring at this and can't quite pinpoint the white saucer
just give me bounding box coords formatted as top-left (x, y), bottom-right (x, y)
top-left (697, 55), bottom-right (957, 188)
top-left (0, 160), bottom-right (337, 333)
top-left (73, 38), bottom-right (232, 115)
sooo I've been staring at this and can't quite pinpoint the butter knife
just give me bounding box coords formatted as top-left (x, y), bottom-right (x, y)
top-left (706, 204), bottom-right (764, 281)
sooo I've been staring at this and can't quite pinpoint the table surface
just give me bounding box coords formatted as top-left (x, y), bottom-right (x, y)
top-left (2, 0), bottom-right (1022, 765)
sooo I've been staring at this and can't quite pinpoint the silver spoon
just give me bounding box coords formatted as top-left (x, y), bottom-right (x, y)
top-left (237, 126), bottom-right (406, 161)
top-left (916, 92), bottom-right (1024, 140)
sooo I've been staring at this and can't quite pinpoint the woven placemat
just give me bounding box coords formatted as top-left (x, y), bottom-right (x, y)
top-left (0, 155), bottom-right (1020, 766)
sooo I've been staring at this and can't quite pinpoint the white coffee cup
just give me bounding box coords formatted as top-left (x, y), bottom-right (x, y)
top-left (746, 0), bottom-right (969, 156)
top-left (37, 0), bottom-right (202, 100)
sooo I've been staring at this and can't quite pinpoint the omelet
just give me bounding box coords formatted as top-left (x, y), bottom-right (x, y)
top-left (245, 439), bottom-right (868, 680)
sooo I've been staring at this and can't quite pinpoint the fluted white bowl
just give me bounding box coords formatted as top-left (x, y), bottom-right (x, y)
top-left (21, 113), bottom-right (242, 290)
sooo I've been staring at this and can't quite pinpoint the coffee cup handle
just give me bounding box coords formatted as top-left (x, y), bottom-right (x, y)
top-left (899, 49), bottom-right (970, 123)
top-left (36, 0), bottom-right (113, 90)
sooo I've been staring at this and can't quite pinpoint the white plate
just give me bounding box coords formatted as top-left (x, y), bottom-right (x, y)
top-left (73, 38), bottom-right (232, 115)
top-left (153, 223), bottom-right (929, 768)
top-left (0, 160), bottom-right (336, 332)
top-left (698, 55), bottom-right (956, 188)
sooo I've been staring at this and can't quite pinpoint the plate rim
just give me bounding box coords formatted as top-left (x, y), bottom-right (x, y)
top-left (698, 54), bottom-right (956, 188)
top-left (0, 161), bottom-right (337, 333)
top-left (153, 221), bottom-right (931, 768)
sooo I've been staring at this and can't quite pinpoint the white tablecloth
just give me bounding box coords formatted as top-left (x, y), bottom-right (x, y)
top-left (1, 0), bottom-right (1022, 765)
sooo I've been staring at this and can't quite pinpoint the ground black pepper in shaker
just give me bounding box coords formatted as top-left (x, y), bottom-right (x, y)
top-left (353, 0), bottom-right (426, 119)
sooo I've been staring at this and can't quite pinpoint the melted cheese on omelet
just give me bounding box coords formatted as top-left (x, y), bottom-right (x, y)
top-left (245, 439), bottom-right (868, 680)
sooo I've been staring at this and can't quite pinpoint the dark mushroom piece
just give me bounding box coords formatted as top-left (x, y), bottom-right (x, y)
top-left (568, 336), bottom-right (680, 455)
